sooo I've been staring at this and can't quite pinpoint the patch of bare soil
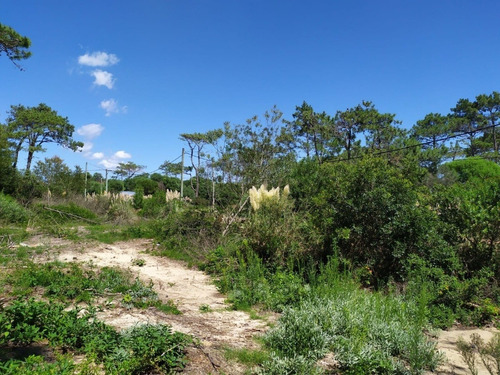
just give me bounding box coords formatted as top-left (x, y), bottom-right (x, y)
top-left (33, 238), bottom-right (270, 374)
top-left (432, 327), bottom-right (499, 375)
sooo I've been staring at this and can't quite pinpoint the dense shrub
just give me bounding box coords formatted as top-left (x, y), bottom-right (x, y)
top-left (0, 193), bottom-right (29, 224)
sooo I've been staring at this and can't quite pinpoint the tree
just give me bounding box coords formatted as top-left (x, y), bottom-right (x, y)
top-left (180, 129), bottom-right (222, 197)
top-left (360, 102), bottom-right (404, 151)
top-left (333, 103), bottom-right (366, 160)
top-left (113, 161), bottom-right (145, 180)
top-left (33, 156), bottom-right (72, 196)
top-left (475, 91), bottom-right (500, 157)
top-left (0, 22), bottom-right (31, 70)
top-left (288, 101), bottom-right (334, 164)
top-left (6, 103), bottom-right (83, 171)
top-left (159, 161), bottom-right (184, 177)
top-left (450, 98), bottom-right (482, 157)
top-left (221, 106), bottom-right (293, 189)
top-left (411, 113), bottom-right (450, 173)
top-left (0, 124), bottom-right (15, 192)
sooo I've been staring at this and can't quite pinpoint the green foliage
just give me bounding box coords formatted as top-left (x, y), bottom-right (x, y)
top-left (443, 157), bottom-right (500, 183)
top-left (3, 262), bottom-right (180, 313)
top-left (0, 299), bottom-right (189, 373)
top-left (140, 190), bottom-right (167, 217)
top-left (0, 355), bottom-right (75, 375)
top-left (132, 187), bottom-right (144, 209)
top-left (262, 292), bottom-right (441, 374)
top-left (151, 202), bottom-right (222, 263)
top-left (0, 193), bottom-right (28, 224)
top-left (293, 156), bottom-right (447, 286)
top-left (0, 22), bottom-right (31, 70)
top-left (106, 200), bottom-right (138, 224)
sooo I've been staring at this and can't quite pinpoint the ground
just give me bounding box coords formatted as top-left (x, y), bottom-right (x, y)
top-left (21, 235), bottom-right (499, 374)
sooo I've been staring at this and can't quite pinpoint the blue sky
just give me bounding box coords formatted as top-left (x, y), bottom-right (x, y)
top-left (1, 0), bottom-right (499, 175)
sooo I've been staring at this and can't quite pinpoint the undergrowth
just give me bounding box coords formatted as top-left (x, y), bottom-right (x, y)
top-left (1, 261), bottom-right (180, 314)
top-left (0, 298), bottom-right (190, 374)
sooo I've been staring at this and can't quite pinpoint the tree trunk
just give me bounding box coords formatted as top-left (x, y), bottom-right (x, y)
top-left (26, 150), bottom-right (34, 172)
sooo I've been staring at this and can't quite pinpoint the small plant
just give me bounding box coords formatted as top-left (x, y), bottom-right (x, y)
top-left (0, 299), bottom-right (190, 373)
top-left (131, 258), bottom-right (146, 267)
top-left (457, 333), bottom-right (500, 375)
top-left (0, 193), bottom-right (29, 224)
top-left (199, 304), bottom-right (212, 313)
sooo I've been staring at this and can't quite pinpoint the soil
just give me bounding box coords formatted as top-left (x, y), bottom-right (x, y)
top-left (21, 235), bottom-right (500, 374)
top-left (431, 327), bottom-right (499, 375)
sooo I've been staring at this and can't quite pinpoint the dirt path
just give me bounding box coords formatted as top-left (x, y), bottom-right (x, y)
top-left (29, 237), bottom-right (270, 374)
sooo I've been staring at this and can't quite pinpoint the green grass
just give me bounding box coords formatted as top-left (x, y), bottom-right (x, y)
top-left (85, 223), bottom-right (155, 244)
top-left (1, 261), bottom-right (180, 313)
top-left (224, 347), bottom-right (270, 367)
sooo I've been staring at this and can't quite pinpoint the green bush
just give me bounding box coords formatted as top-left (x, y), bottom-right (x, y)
top-left (0, 299), bottom-right (189, 373)
top-left (132, 187), bottom-right (144, 209)
top-left (263, 292), bottom-right (441, 374)
top-left (0, 193), bottom-right (29, 224)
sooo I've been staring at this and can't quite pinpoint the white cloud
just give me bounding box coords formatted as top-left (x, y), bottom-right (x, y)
top-left (91, 69), bottom-right (115, 89)
top-left (98, 159), bottom-right (119, 169)
top-left (100, 99), bottom-right (127, 116)
top-left (78, 142), bottom-right (93, 153)
top-left (97, 150), bottom-right (132, 169)
top-left (114, 150), bottom-right (131, 159)
top-left (78, 52), bottom-right (119, 67)
top-left (91, 152), bottom-right (104, 160)
top-left (77, 123), bottom-right (104, 139)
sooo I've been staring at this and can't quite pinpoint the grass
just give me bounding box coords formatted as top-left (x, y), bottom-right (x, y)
top-left (224, 346), bottom-right (270, 367)
top-left (1, 261), bottom-right (181, 314)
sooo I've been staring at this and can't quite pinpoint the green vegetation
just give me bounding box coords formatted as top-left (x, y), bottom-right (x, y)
top-left (0, 299), bottom-right (190, 374)
top-left (0, 91), bottom-right (499, 373)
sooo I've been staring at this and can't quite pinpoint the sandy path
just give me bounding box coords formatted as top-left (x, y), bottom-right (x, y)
top-left (431, 327), bottom-right (499, 375)
top-left (32, 238), bottom-right (269, 374)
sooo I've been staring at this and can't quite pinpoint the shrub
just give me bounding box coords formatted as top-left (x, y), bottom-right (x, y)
top-left (0, 193), bottom-right (28, 224)
top-left (0, 299), bottom-right (189, 373)
top-left (262, 292), bottom-right (442, 374)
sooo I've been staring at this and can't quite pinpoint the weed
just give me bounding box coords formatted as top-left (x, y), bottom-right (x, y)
top-left (0, 299), bottom-right (190, 373)
top-left (199, 304), bottom-right (212, 313)
top-left (131, 258), bottom-right (146, 267)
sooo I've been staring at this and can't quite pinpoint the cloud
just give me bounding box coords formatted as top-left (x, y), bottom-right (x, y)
top-left (78, 52), bottom-right (119, 67)
top-left (77, 123), bottom-right (104, 139)
top-left (114, 150), bottom-right (131, 159)
top-left (98, 159), bottom-right (119, 169)
top-left (78, 142), bottom-right (93, 153)
top-left (91, 69), bottom-right (115, 89)
top-left (91, 152), bottom-right (104, 160)
top-left (97, 150), bottom-right (132, 169)
top-left (100, 99), bottom-right (127, 116)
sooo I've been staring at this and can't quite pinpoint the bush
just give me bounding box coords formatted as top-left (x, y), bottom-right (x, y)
top-left (263, 292), bottom-right (442, 374)
top-left (0, 193), bottom-right (28, 224)
top-left (0, 299), bottom-right (189, 373)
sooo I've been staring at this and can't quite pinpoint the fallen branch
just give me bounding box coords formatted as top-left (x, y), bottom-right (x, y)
top-left (43, 206), bottom-right (99, 224)
top-left (222, 196), bottom-right (248, 237)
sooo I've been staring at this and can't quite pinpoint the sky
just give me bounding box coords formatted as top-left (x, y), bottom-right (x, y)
top-left (1, 0), bottom-right (500, 176)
